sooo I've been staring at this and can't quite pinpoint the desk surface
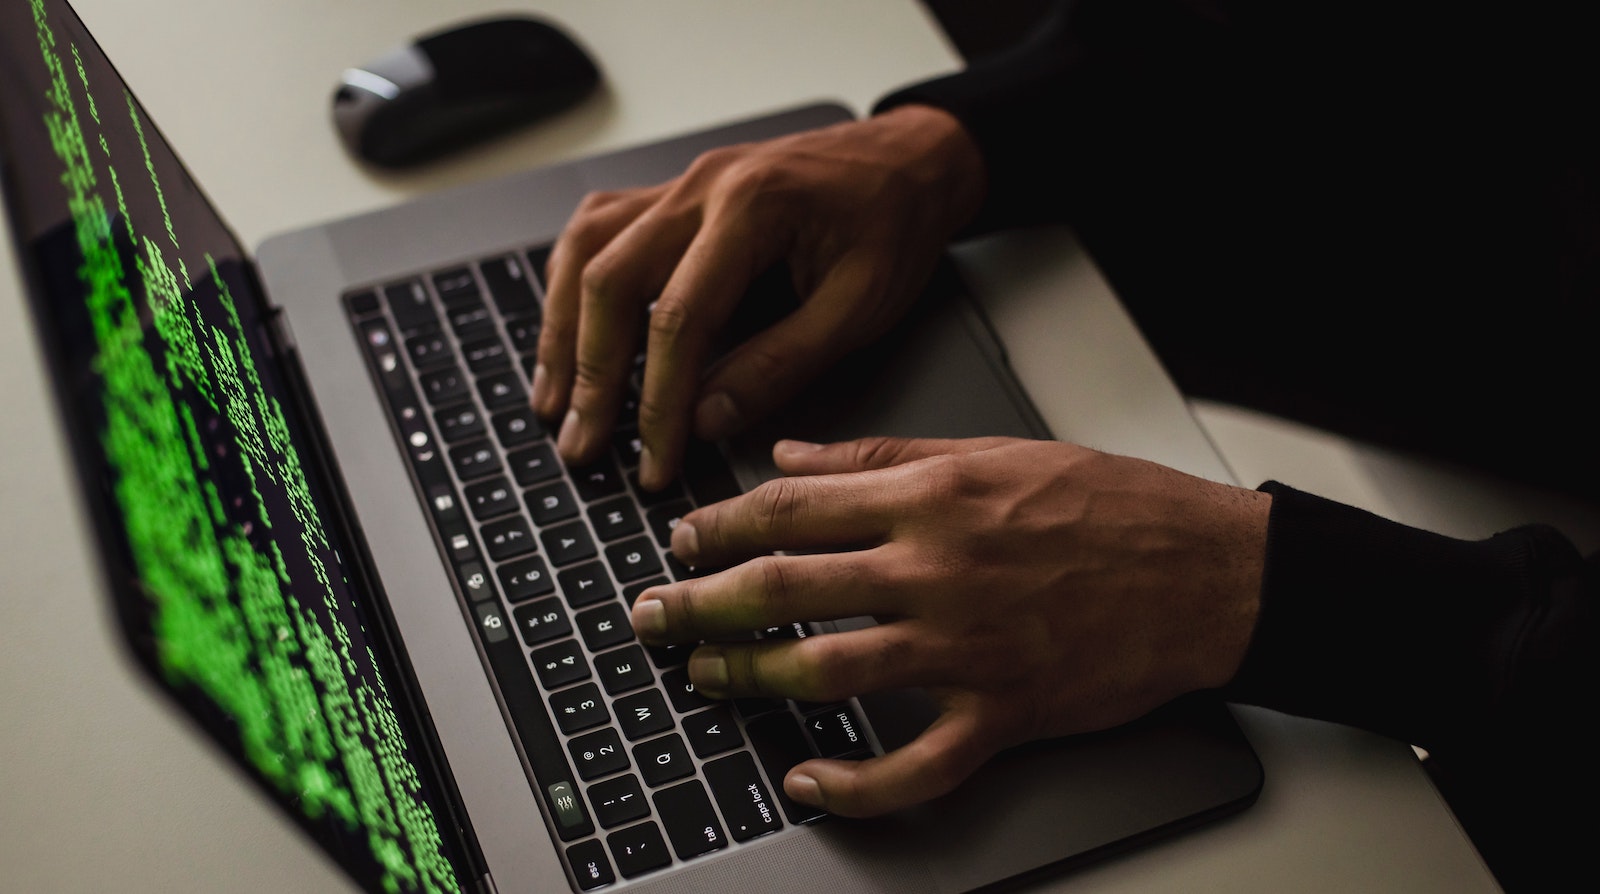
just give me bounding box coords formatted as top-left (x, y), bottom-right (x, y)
top-left (0, 1), bottom-right (1499, 891)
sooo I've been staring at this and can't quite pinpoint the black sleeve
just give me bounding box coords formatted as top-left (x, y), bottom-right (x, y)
top-left (1226, 482), bottom-right (1599, 888)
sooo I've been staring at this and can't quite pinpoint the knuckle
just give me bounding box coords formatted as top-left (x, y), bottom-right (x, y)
top-left (646, 297), bottom-right (694, 344)
top-left (634, 393), bottom-right (677, 435)
top-left (577, 255), bottom-right (624, 305)
top-left (571, 355), bottom-right (616, 393)
top-left (749, 555), bottom-right (793, 614)
top-left (750, 477), bottom-right (803, 535)
top-left (852, 436), bottom-right (905, 470)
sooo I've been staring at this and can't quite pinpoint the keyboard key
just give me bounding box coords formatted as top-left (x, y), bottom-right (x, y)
top-left (384, 280), bottom-right (438, 334)
top-left (646, 501), bottom-right (692, 549)
top-left (569, 728), bottom-right (630, 781)
top-left (526, 481), bottom-right (579, 525)
top-left (446, 301), bottom-right (495, 339)
top-left (577, 603), bottom-right (635, 651)
top-left (492, 407), bottom-right (543, 448)
top-left (448, 440), bottom-right (501, 481)
top-left (507, 443), bottom-right (560, 487)
top-left (606, 536), bottom-right (663, 583)
top-left (530, 639), bottom-right (590, 689)
top-left (607, 822), bottom-right (670, 879)
top-left (565, 839), bottom-right (614, 891)
top-left (498, 555), bottom-right (554, 601)
top-left (455, 559), bottom-right (494, 604)
top-left (803, 703), bottom-right (871, 758)
top-left (633, 734), bottom-right (694, 787)
top-left (684, 442), bottom-right (741, 506)
top-left (746, 713), bottom-right (827, 825)
top-left (623, 577), bottom-right (668, 606)
top-left (433, 404), bottom-right (485, 443)
top-left (653, 780), bottom-right (728, 860)
top-left (461, 335), bottom-right (511, 372)
top-left (629, 473), bottom-right (685, 508)
top-left (613, 427), bottom-right (643, 469)
top-left (431, 267), bottom-right (480, 305)
top-left (661, 667), bottom-right (713, 713)
top-left (526, 245), bottom-right (553, 294)
top-left (615, 689), bottom-right (674, 741)
top-left (542, 521), bottom-right (597, 567)
top-left (588, 774), bottom-right (650, 829)
top-left (683, 705), bottom-right (744, 758)
top-left (345, 289), bottom-right (380, 316)
top-left (705, 752), bottom-right (784, 842)
top-left (482, 254), bottom-right (539, 315)
top-left (571, 456), bottom-right (625, 502)
top-left (481, 516), bottom-right (536, 561)
top-left (559, 561), bottom-right (616, 609)
top-left (419, 365), bottom-right (470, 404)
top-left (596, 645), bottom-right (654, 695)
top-left (587, 497), bottom-right (643, 542)
top-left (405, 331), bottom-right (454, 369)
top-left (477, 371), bottom-right (527, 410)
top-left (512, 597), bottom-right (571, 647)
top-left (506, 315), bottom-right (541, 354)
top-left (551, 683), bottom-right (610, 735)
top-left (463, 476), bottom-right (519, 520)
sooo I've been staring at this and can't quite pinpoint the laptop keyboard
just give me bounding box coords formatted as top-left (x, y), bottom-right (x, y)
top-left (344, 247), bottom-right (875, 890)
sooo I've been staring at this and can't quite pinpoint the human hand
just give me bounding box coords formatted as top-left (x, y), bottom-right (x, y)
top-left (530, 105), bottom-right (986, 490)
top-left (630, 437), bottom-right (1270, 817)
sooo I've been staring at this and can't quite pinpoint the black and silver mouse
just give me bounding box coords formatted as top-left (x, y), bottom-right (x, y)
top-left (333, 17), bottom-right (601, 167)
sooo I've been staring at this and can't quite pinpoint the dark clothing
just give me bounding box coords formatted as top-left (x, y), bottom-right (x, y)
top-left (878, 1), bottom-right (1599, 889)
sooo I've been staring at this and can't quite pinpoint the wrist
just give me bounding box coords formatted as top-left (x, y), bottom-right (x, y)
top-left (871, 103), bottom-right (987, 237)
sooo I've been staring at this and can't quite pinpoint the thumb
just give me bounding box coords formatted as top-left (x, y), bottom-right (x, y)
top-left (774, 435), bottom-right (1017, 476)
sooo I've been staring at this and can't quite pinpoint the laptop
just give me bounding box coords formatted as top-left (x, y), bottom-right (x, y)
top-left (0, 1), bottom-right (1262, 891)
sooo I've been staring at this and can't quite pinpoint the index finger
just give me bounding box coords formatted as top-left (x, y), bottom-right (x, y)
top-left (673, 468), bottom-right (903, 568)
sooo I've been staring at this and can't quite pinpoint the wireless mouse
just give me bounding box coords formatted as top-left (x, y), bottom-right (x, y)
top-left (333, 16), bottom-right (601, 167)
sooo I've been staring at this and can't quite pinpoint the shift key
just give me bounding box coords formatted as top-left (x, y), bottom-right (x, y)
top-left (704, 752), bottom-right (783, 842)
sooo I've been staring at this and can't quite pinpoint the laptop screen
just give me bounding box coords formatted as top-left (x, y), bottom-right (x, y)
top-left (0, 2), bottom-right (470, 891)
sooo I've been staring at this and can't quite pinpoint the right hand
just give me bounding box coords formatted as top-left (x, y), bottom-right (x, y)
top-left (530, 104), bottom-right (987, 489)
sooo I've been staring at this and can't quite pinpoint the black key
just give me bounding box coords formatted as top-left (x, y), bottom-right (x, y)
top-left (648, 642), bottom-right (694, 670)
top-left (477, 371), bottom-right (527, 410)
top-left (683, 705), bottom-right (744, 758)
top-left (492, 407), bottom-right (543, 448)
top-left (733, 697), bottom-right (786, 719)
top-left (613, 427), bottom-right (643, 469)
top-left (345, 289), bottom-right (380, 316)
top-left (473, 601), bottom-right (511, 644)
top-left (615, 689), bottom-right (674, 741)
top-left (577, 603), bottom-right (635, 651)
top-left (684, 442), bottom-right (741, 506)
top-left (512, 597), bottom-right (571, 647)
top-left (746, 713), bottom-right (828, 824)
top-left (419, 365), bottom-right (470, 404)
top-left (439, 518), bottom-right (478, 565)
top-left (587, 497), bottom-right (643, 542)
top-left (569, 728), bottom-right (630, 781)
top-left (526, 481), bottom-right (579, 525)
top-left (653, 780), bottom-right (728, 860)
top-left (526, 245), bottom-right (553, 293)
top-left (384, 280), bottom-right (438, 335)
top-left (446, 301), bottom-right (495, 339)
top-left (461, 335), bottom-right (511, 372)
top-left (455, 559), bottom-right (494, 604)
top-left (481, 516), bottom-right (536, 561)
top-left (463, 476), bottom-right (518, 520)
top-left (646, 501), bottom-right (692, 549)
top-left (596, 645), bottom-right (654, 695)
top-left (542, 521), bottom-right (597, 567)
top-left (661, 667), bottom-right (713, 713)
top-left (571, 456), bottom-right (625, 502)
top-left (551, 682), bottom-right (610, 735)
top-left (565, 839), bottom-right (614, 891)
top-left (804, 703), bottom-right (871, 758)
top-left (449, 439), bottom-right (501, 481)
top-left (498, 555), bottom-right (554, 601)
top-left (474, 605), bottom-right (592, 841)
top-left (633, 734), bottom-right (694, 787)
top-left (405, 331), bottom-right (454, 369)
top-left (506, 315), bottom-right (541, 354)
top-left (606, 536), bottom-right (663, 583)
top-left (507, 443), bottom-right (561, 487)
top-left (434, 404), bottom-right (484, 443)
top-left (629, 473), bottom-right (685, 508)
top-left (530, 639), bottom-right (590, 689)
top-left (588, 774), bottom-right (650, 829)
top-left (607, 822), bottom-right (669, 880)
top-left (704, 752), bottom-right (784, 842)
top-left (761, 621), bottom-right (813, 641)
top-left (431, 267), bottom-right (480, 306)
top-left (559, 561), bottom-right (616, 609)
top-left (482, 254), bottom-right (539, 315)
top-left (623, 577), bottom-right (669, 607)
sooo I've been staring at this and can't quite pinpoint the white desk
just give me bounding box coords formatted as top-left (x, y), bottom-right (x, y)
top-left (0, 1), bottom-right (1502, 891)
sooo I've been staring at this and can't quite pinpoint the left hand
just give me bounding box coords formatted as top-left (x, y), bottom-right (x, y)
top-left (630, 436), bottom-right (1270, 817)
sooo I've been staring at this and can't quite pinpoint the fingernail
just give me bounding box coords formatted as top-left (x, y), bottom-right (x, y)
top-left (640, 444), bottom-right (661, 490)
top-left (556, 409), bottom-right (582, 457)
top-left (633, 597), bottom-right (666, 641)
top-left (695, 392), bottom-right (741, 440)
top-left (530, 363), bottom-right (550, 411)
top-left (689, 650), bottom-right (728, 696)
top-left (787, 773), bottom-right (823, 807)
top-left (671, 520), bottom-right (700, 563)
